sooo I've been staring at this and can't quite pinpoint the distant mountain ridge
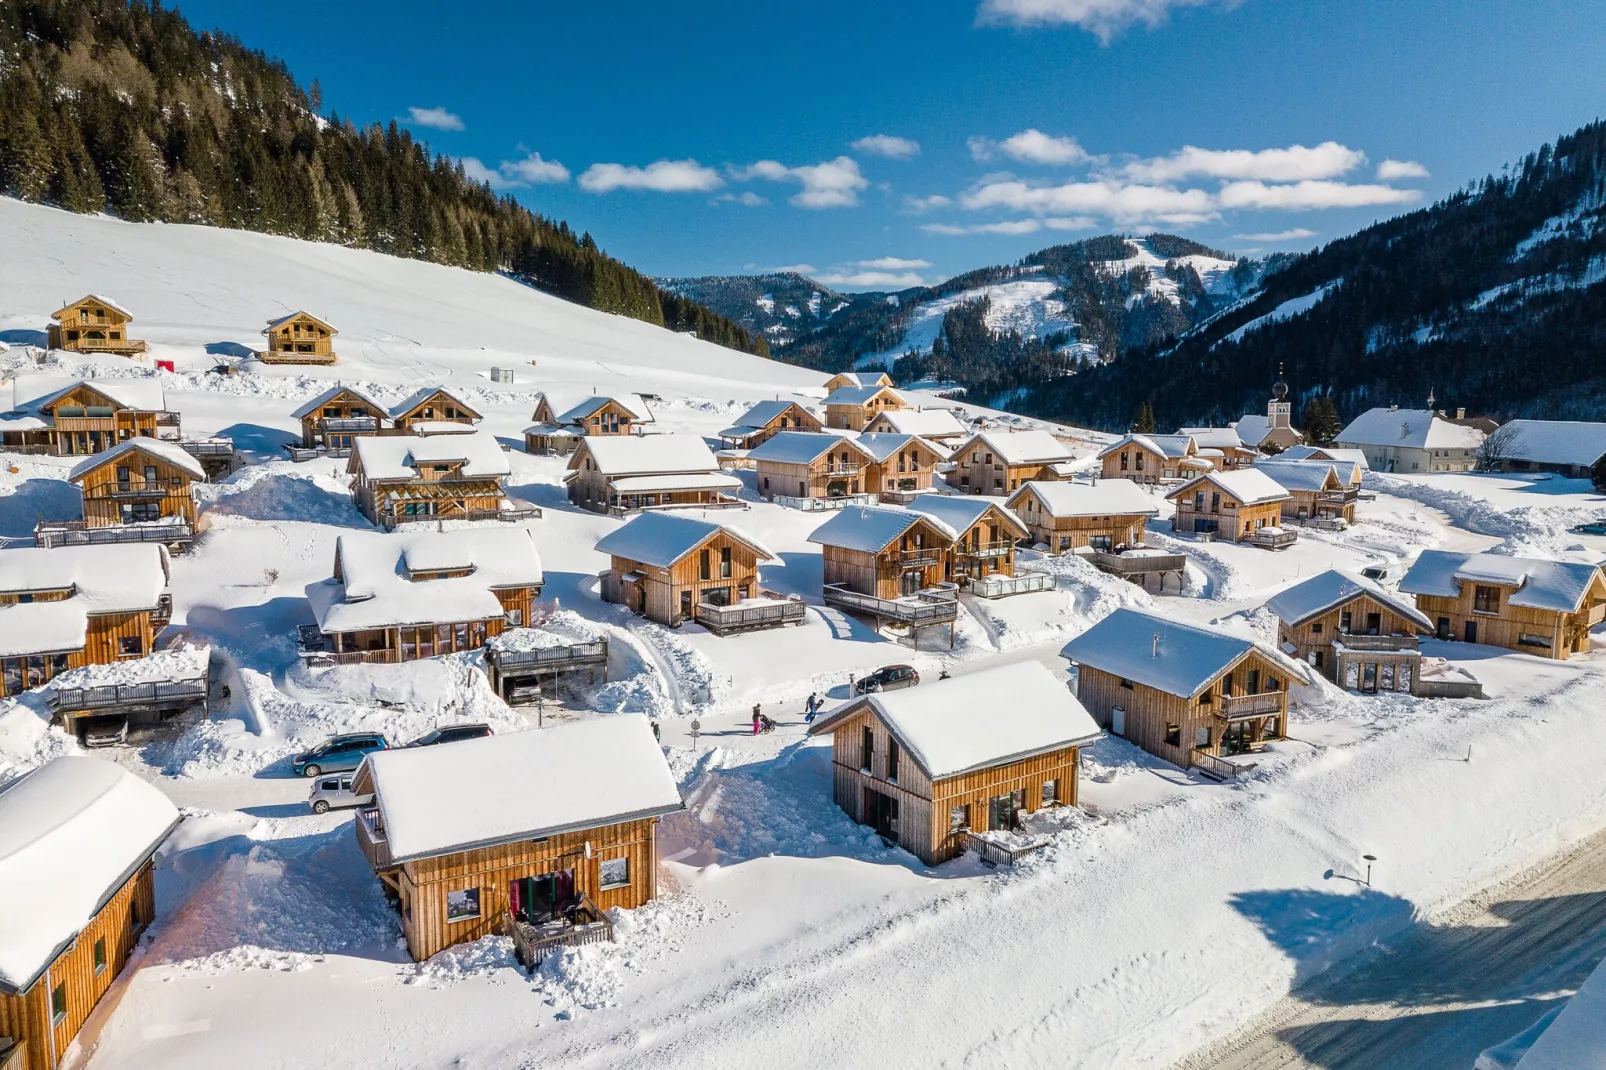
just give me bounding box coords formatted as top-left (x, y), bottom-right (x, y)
top-left (657, 272), bottom-right (852, 346)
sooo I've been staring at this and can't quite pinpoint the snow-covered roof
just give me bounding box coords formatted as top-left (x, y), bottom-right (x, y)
top-left (595, 511), bottom-right (778, 568)
top-left (15, 377), bottom-right (167, 415)
top-left (1497, 420), bottom-right (1606, 469)
top-left (806, 506), bottom-right (958, 553)
top-left (52, 293), bottom-right (132, 319)
top-left (578, 434), bottom-right (724, 477)
top-left (1399, 550), bottom-right (1605, 613)
top-left (1336, 408), bottom-right (1486, 450)
top-left (823, 384), bottom-right (905, 407)
top-left (1514, 950), bottom-right (1606, 1069)
top-left (289, 385), bottom-right (389, 421)
top-left (825, 371), bottom-right (891, 389)
top-left (1166, 467), bottom-right (1291, 506)
top-left (1005, 479), bottom-right (1160, 519)
top-left (307, 528), bottom-right (543, 634)
top-left (865, 408), bottom-right (968, 438)
top-left (959, 429), bottom-right (1075, 466)
top-left (352, 429), bottom-right (510, 481)
top-left (906, 494), bottom-right (1029, 538)
top-left (1232, 414), bottom-right (1274, 448)
top-left (523, 423), bottom-right (581, 438)
top-left (0, 756), bottom-right (180, 993)
top-left (1278, 445), bottom-right (1370, 469)
top-left (748, 431), bottom-right (871, 466)
top-left (262, 309), bottom-right (336, 333)
top-left (610, 472), bottom-right (743, 494)
top-left (1062, 608), bottom-right (1297, 699)
top-left (854, 432), bottom-right (942, 463)
top-left (360, 716), bottom-right (682, 864)
top-left (734, 399), bottom-right (815, 430)
top-left (1265, 569), bottom-right (1432, 629)
top-left (1254, 459), bottom-right (1341, 493)
top-left (555, 395), bottom-right (650, 425)
top-left (0, 544), bottom-right (169, 657)
top-left (1178, 427), bottom-right (1248, 450)
top-left (808, 663), bottom-right (1101, 780)
top-left (1097, 433), bottom-right (1194, 461)
top-left (68, 436), bottom-right (206, 482)
top-left (387, 386), bottom-right (482, 421)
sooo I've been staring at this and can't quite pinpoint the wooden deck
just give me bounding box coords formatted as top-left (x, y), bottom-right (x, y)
top-left (968, 571), bottom-right (1056, 599)
top-left (499, 897), bottom-right (615, 969)
top-left (694, 596), bottom-right (807, 634)
top-left (35, 519), bottom-right (193, 549)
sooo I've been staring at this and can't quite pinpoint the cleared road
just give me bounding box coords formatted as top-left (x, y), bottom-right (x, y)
top-left (1179, 826), bottom-right (1606, 1070)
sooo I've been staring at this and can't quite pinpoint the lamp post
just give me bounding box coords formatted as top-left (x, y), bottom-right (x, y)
top-left (1363, 853), bottom-right (1377, 887)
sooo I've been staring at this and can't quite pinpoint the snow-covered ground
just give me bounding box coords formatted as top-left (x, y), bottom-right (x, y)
top-left (4, 197), bottom-right (1606, 1069)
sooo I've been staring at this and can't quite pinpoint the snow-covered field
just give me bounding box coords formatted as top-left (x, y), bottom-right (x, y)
top-left (4, 197), bottom-right (1606, 1069)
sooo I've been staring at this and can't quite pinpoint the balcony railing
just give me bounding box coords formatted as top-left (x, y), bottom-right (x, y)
top-left (772, 492), bottom-right (878, 512)
top-left (104, 479), bottom-right (173, 498)
top-left (969, 571), bottom-right (1055, 599)
top-left (499, 897), bottom-right (614, 970)
top-left (180, 438), bottom-right (235, 458)
top-left (1245, 529), bottom-right (1298, 550)
top-left (298, 626), bottom-right (396, 665)
top-left (355, 808), bottom-right (392, 870)
top-left (1218, 691), bottom-right (1284, 720)
top-left (694, 596), bottom-right (807, 635)
top-left (71, 337), bottom-right (149, 353)
top-left (955, 539), bottom-right (1015, 559)
top-left (1334, 633), bottom-right (1419, 652)
top-left (1192, 750), bottom-right (1255, 781)
top-left (1319, 489), bottom-right (1360, 504)
top-left (35, 519), bottom-right (192, 549)
top-left (822, 462), bottom-right (862, 476)
top-left (1091, 550), bottom-right (1188, 575)
top-left (486, 640), bottom-right (609, 674)
top-left (152, 593), bottom-right (172, 626)
top-left (49, 674), bottom-right (208, 714)
top-left (319, 416), bottom-right (379, 433)
top-left (383, 504), bottom-right (542, 530)
top-left (823, 583), bottom-right (959, 625)
top-left (966, 831), bottom-right (1049, 868)
top-left (606, 493), bottom-right (745, 518)
top-left (897, 547), bottom-right (944, 567)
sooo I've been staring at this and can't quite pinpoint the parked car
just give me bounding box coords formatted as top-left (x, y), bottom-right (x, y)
top-left (1570, 521), bottom-right (1606, 536)
top-left (1360, 564), bottom-right (1395, 583)
top-left (308, 774), bottom-right (373, 814)
top-left (854, 664), bottom-right (920, 694)
top-left (405, 723), bottom-right (494, 748)
top-left (291, 732), bottom-right (389, 777)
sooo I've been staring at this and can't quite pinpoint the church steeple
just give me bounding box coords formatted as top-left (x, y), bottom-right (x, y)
top-left (1268, 364), bottom-right (1292, 430)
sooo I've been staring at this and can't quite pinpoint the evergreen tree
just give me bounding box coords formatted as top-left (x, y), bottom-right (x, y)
top-left (1133, 402), bottom-right (1156, 433)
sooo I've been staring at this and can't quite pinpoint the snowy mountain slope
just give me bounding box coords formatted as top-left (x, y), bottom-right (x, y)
top-left (658, 272), bottom-right (851, 346)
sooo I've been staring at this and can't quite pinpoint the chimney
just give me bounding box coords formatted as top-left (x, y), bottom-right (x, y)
top-left (1456, 407), bottom-right (1466, 420)
top-left (1152, 633), bottom-right (1160, 658)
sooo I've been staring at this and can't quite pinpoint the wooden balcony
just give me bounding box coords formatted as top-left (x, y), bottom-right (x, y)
top-left (771, 492), bottom-right (878, 512)
top-left (897, 547), bottom-right (944, 567)
top-left (1244, 529), bottom-right (1298, 550)
top-left (969, 571), bottom-right (1055, 599)
top-left (1091, 550), bottom-right (1188, 576)
top-left (823, 583), bottom-right (959, 626)
top-left (694, 595), bottom-right (807, 635)
top-left (180, 438), bottom-right (235, 458)
top-left (1334, 633), bottom-right (1419, 652)
top-left (966, 831), bottom-right (1049, 868)
top-left (298, 627), bottom-right (397, 665)
top-left (152, 593), bottom-right (172, 627)
top-left (355, 808), bottom-right (393, 871)
top-left (49, 674), bottom-right (209, 715)
top-left (1218, 691), bottom-right (1284, 721)
top-left (71, 337), bottom-right (148, 354)
top-left (486, 639), bottom-right (609, 676)
top-left (0, 1037), bottom-right (25, 1070)
top-left (499, 898), bottom-right (614, 970)
top-left (35, 519), bottom-right (192, 549)
top-left (102, 479), bottom-right (172, 499)
top-left (955, 539), bottom-right (1015, 560)
top-left (383, 503), bottom-right (542, 530)
top-left (318, 416), bottom-right (380, 433)
top-left (1192, 750), bottom-right (1257, 781)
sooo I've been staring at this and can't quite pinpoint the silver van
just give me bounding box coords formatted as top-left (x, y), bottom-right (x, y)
top-left (308, 773), bottom-right (374, 814)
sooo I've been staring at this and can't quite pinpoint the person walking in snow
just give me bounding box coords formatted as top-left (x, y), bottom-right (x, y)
top-left (752, 704), bottom-right (762, 736)
top-left (651, 720), bottom-right (661, 743)
top-left (804, 692), bottom-right (820, 723)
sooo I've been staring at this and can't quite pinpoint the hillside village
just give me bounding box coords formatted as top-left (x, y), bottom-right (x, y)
top-left (1, 195), bottom-right (1605, 1070)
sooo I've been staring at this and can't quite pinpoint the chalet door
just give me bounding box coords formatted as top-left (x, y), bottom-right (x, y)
top-left (862, 788), bottom-right (899, 840)
top-left (1111, 706), bottom-right (1126, 736)
top-left (1362, 663), bottom-right (1378, 692)
top-left (512, 869), bottom-right (575, 925)
top-left (900, 570), bottom-right (922, 597)
top-left (1366, 612), bottom-right (1381, 635)
top-left (1464, 621), bottom-right (1478, 644)
top-left (680, 590), bottom-right (693, 621)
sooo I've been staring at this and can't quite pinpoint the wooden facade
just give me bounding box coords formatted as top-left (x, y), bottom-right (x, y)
top-left (824, 371), bottom-right (893, 392)
top-left (1007, 488), bottom-right (1151, 554)
top-left (258, 311), bottom-right (337, 365)
top-left (46, 296), bottom-right (145, 355)
top-left (1168, 475), bottom-right (1288, 541)
top-left (1276, 593), bottom-right (1424, 693)
top-left (70, 448), bottom-right (198, 530)
top-left (319, 585), bottom-right (534, 663)
top-left (862, 437), bottom-right (945, 501)
top-left (1099, 436), bottom-right (1208, 484)
top-left (819, 516), bottom-right (954, 600)
top-left (601, 528), bottom-right (766, 627)
top-left (0, 861), bottom-right (156, 1070)
top-left (564, 440), bottom-right (734, 515)
top-left (940, 503), bottom-right (1024, 583)
top-left (348, 452), bottom-right (508, 529)
top-left (823, 386), bottom-right (906, 432)
top-left (1, 578), bottom-right (166, 700)
top-left (1273, 466), bottom-right (1357, 524)
top-left (297, 388), bottom-right (385, 450)
top-left (949, 434), bottom-right (1074, 496)
top-left (754, 441), bottom-right (872, 500)
top-left (726, 401), bottom-right (823, 448)
top-left (3, 384), bottom-right (177, 458)
top-left (569, 398), bottom-right (644, 437)
top-left (1413, 576), bottom-right (1606, 660)
top-left (389, 389), bottom-right (482, 432)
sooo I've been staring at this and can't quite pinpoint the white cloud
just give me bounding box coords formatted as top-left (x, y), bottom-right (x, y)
top-left (1217, 179), bottom-right (1419, 210)
top-left (735, 156), bottom-right (869, 209)
top-left (1377, 158), bottom-right (1430, 180)
top-left (976, 0), bottom-right (1227, 41)
top-left (1124, 142), bottom-right (1364, 183)
top-left (1232, 227), bottom-right (1316, 242)
top-left (578, 159), bottom-right (724, 194)
top-left (1044, 216), bottom-right (1097, 230)
top-left (714, 191), bottom-right (768, 206)
top-left (816, 270), bottom-right (927, 289)
top-left (852, 135), bottom-right (921, 159)
top-left (407, 106), bottom-right (464, 132)
top-left (919, 223), bottom-right (972, 236)
top-left (856, 256), bottom-right (932, 269)
top-left (970, 129), bottom-right (1089, 166)
top-left (903, 194), bottom-right (953, 214)
top-left (960, 177), bottom-right (1219, 225)
top-left (500, 152), bottom-right (570, 185)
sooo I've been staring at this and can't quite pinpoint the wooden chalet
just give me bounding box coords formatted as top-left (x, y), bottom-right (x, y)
top-left (856, 433), bottom-right (947, 503)
top-left (46, 295), bottom-right (146, 355)
top-left (387, 387), bottom-right (482, 432)
top-left (861, 406), bottom-right (970, 446)
top-left (806, 663), bottom-right (1100, 864)
top-left (1097, 434), bottom-right (1212, 484)
top-left (348, 428), bottom-right (526, 529)
top-left (950, 429), bottom-right (1076, 495)
top-left (823, 370), bottom-right (893, 392)
top-left (557, 396), bottom-right (653, 438)
top-left (1004, 480), bottom-right (1184, 592)
top-left (258, 311), bottom-right (337, 365)
top-left (302, 528), bottom-right (543, 665)
top-left (806, 506), bottom-right (960, 646)
top-left (565, 434), bottom-right (740, 515)
top-left (1177, 427), bottom-right (1259, 470)
top-left (822, 384), bottom-right (908, 432)
top-left (351, 716), bottom-right (682, 964)
top-left (35, 439), bottom-right (206, 551)
top-left (1267, 569), bottom-right (1432, 694)
top-left (1166, 468), bottom-right (1295, 548)
top-left (0, 544), bottom-right (171, 700)
top-left (522, 394), bottom-right (583, 456)
top-left (596, 512), bottom-right (802, 634)
top-left (290, 385), bottom-right (388, 452)
top-left (0, 757), bottom-right (180, 1070)
top-left (0, 379), bottom-right (179, 457)
top-left (1062, 608), bottom-right (1310, 776)
top-left (749, 432), bottom-right (875, 505)
top-left (905, 494), bottom-right (1041, 597)
top-left (1278, 445), bottom-right (1371, 476)
top-left (1255, 460), bottom-right (1359, 525)
top-left (716, 399), bottom-right (823, 450)
top-left (1400, 550), bottom-right (1606, 659)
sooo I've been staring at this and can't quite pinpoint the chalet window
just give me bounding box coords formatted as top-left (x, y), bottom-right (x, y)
top-left (600, 856), bottom-right (630, 889)
top-left (1311, 622), bottom-right (1323, 634)
top-left (1518, 632), bottom-right (1553, 649)
top-left (987, 790), bottom-right (1024, 831)
top-left (1135, 453), bottom-right (1144, 471)
top-left (505, 608), bottom-right (523, 627)
top-left (1220, 672), bottom-right (1233, 697)
top-left (129, 896), bottom-right (143, 928)
top-left (52, 981), bottom-right (67, 1024)
top-left (455, 622), bottom-right (470, 649)
top-left (861, 726), bottom-right (874, 771)
top-left (1193, 491), bottom-right (1204, 511)
top-left (699, 548), bottom-right (711, 581)
top-left (170, 475), bottom-right (182, 487)
top-left (117, 465), bottom-right (131, 484)
top-left (1195, 726), bottom-right (1211, 748)
top-left (119, 636), bottom-right (143, 656)
top-left (1210, 492), bottom-right (1221, 512)
top-left (1340, 610), bottom-right (1352, 633)
top-left (1120, 451), bottom-right (1129, 471)
top-left (1473, 585), bottom-right (1500, 614)
top-left (1119, 677), bottom-right (1134, 689)
top-left (144, 465), bottom-right (158, 484)
top-left (1041, 779), bottom-right (1059, 806)
top-left (94, 936), bottom-right (107, 973)
top-left (886, 737), bottom-right (899, 783)
top-left (1246, 669), bottom-right (1260, 695)
top-left (1164, 722), bottom-right (1181, 746)
top-left (949, 804), bottom-right (970, 832)
top-left (720, 546), bottom-right (732, 579)
top-left (446, 887), bottom-right (481, 922)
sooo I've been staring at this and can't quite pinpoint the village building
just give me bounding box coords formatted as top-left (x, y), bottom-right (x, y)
top-left (257, 311), bottom-right (337, 365)
top-left (557, 395), bottom-right (653, 437)
top-left (522, 394), bottom-right (582, 456)
top-left (595, 512), bottom-right (802, 634)
top-left (749, 431), bottom-right (876, 506)
top-left (35, 439), bottom-right (205, 551)
top-left (860, 406), bottom-right (970, 446)
top-left (45, 295), bottom-right (146, 356)
top-left (0, 379), bottom-right (179, 457)
top-left (1255, 459), bottom-right (1359, 525)
top-left (715, 399), bottom-right (823, 450)
top-left (905, 494), bottom-right (1046, 597)
top-left (1267, 569), bottom-right (1433, 694)
top-left (1277, 445), bottom-right (1370, 473)
top-left (302, 528), bottom-right (543, 665)
top-left (1166, 468), bottom-right (1295, 548)
top-left (1488, 419), bottom-right (1606, 480)
top-left (823, 370), bottom-right (894, 392)
top-left (348, 429), bottom-right (529, 530)
top-left (290, 385), bottom-right (388, 453)
top-left (1231, 375), bottom-right (1303, 453)
top-left (806, 506), bottom-right (960, 647)
top-left (822, 384), bottom-right (908, 432)
top-left (565, 434), bottom-right (741, 515)
top-left (1399, 550), bottom-right (1606, 659)
top-left (1004, 479), bottom-right (1184, 592)
top-left (857, 433), bottom-right (947, 503)
top-left (806, 663), bottom-right (1101, 864)
top-left (386, 387), bottom-right (483, 432)
top-left (351, 716), bottom-right (682, 965)
top-left (1062, 608), bottom-right (1309, 775)
top-left (1176, 427), bottom-right (1259, 470)
top-left (0, 756), bottom-right (180, 1070)
top-left (1098, 433), bottom-right (1213, 483)
top-left (1335, 406), bottom-right (1484, 473)
top-left (950, 429), bottom-right (1077, 495)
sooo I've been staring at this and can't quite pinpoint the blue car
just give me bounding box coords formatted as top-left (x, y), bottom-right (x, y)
top-left (291, 732), bottom-right (389, 777)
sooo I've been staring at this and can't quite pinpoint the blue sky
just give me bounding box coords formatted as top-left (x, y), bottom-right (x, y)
top-left (180, 0), bottom-right (1606, 288)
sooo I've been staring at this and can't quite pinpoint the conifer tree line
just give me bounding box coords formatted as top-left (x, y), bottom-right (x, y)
top-left (0, 0), bottom-right (767, 358)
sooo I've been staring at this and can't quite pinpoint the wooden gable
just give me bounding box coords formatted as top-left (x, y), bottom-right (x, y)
top-left (52, 295), bottom-right (132, 325)
top-left (532, 396), bottom-right (559, 425)
top-left (267, 310), bottom-right (336, 335)
top-left (758, 402), bottom-right (822, 433)
top-left (308, 388), bottom-right (380, 418)
top-left (951, 502), bottom-right (1029, 544)
top-left (393, 389), bottom-right (483, 424)
top-left (40, 384), bottom-right (146, 416)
